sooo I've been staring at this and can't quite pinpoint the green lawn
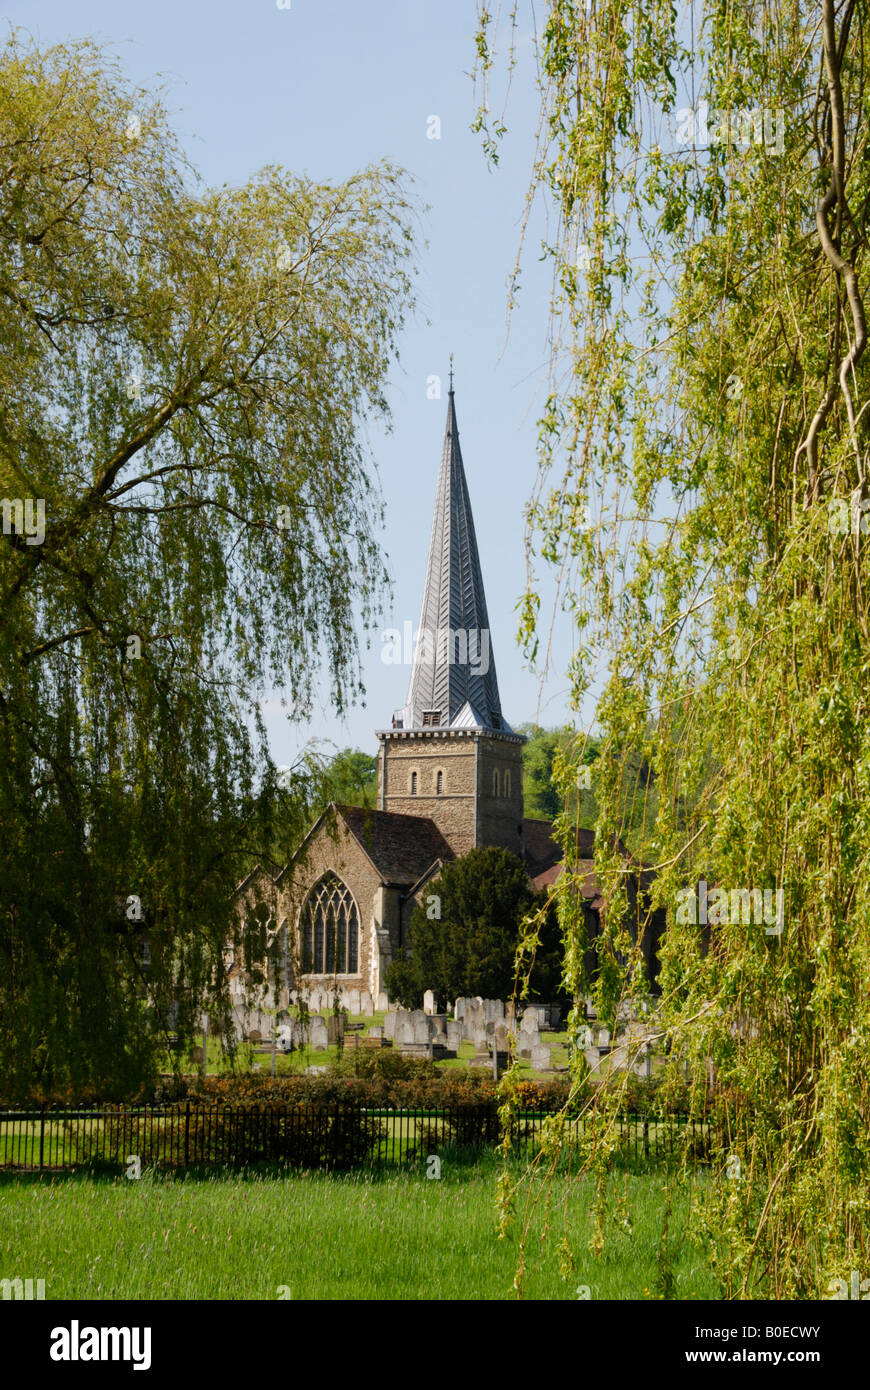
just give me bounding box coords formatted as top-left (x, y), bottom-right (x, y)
top-left (0, 1157), bottom-right (720, 1300)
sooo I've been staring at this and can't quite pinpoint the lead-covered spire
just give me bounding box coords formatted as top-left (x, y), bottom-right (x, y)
top-left (399, 381), bottom-right (508, 732)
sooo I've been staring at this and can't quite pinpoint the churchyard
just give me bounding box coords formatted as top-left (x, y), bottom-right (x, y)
top-left (183, 992), bottom-right (661, 1084)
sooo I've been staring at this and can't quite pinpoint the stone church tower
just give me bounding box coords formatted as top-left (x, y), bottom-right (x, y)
top-left (377, 383), bottom-right (526, 858)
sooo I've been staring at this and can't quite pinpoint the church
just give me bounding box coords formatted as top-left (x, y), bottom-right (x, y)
top-left (231, 382), bottom-right (577, 1015)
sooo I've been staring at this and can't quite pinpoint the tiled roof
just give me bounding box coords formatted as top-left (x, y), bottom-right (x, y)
top-left (336, 804), bottom-right (454, 886)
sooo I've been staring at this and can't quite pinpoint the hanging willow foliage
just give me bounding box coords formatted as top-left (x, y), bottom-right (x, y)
top-left (477, 1), bottom-right (870, 1297)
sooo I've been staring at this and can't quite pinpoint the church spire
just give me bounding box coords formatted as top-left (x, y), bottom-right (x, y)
top-left (400, 379), bottom-right (508, 733)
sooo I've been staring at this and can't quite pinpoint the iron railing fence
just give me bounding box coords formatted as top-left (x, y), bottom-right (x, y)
top-left (0, 1104), bottom-right (714, 1172)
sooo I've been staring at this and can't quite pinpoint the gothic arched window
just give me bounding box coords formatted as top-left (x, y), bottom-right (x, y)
top-left (410, 770), bottom-right (418, 795)
top-left (436, 769), bottom-right (444, 795)
top-left (504, 770), bottom-right (511, 798)
top-left (493, 769), bottom-right (500, 797)
top-left (300, 873), bottom-right (359, 975)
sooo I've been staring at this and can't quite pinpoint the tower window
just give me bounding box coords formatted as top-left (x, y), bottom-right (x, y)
top-left (436, 769), bottom-right (443, 795)
top-left (410, 770), bottom-right (418, 795)
top-left (504, 770), bottom-right (511, 797)
top-left (493, 769), bottom-right (500, 797)
top-left (422, 710), bottom-right (441, 726)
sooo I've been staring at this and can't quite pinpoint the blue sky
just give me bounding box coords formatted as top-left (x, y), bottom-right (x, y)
top-left (8, 0), bottom-right (586, 764)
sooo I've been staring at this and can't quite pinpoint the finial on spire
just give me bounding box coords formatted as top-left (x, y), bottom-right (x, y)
top-left (448, 353), bottom-right (454, 393)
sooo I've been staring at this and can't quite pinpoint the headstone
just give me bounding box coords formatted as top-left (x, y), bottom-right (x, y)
top-left (462, 999), bottom-right (485, 1043)
top-left (584, 1045), bottom-right (602, 1071)
top-left (359, 989), bottom-right (374, 1017)
top-left (472, 1028), bottom-right (488, 1053)
top-left (493, 1022), bottom-right (509, 1053)
top-left (395, 1014), bottom-right (415, 1049)
top-left (454, 997), bottom-right (468, 1022)
top-left (347, 988), bottom-right (361, 1015)
top-left (423, 989), bottom-right (436, 1015)
top-left (518, 1027), bottom-right (540, 1058)
top-left (309, 1015), bottom-right (328, 1052)
top-left (520, 1010), bottom-right (539, 1034)
top-left (305, 1065), bottom-right (328, 1076)
top-left (598, 1027), bottom-right (610, 1048)
top-left (383, 1010), bottom-right (398, 1041)
top-left (483, 998), bottom-right (504, 1023)
top-left (327, 1014), bottom-right (344, 1047)
top-left (530, 1044), bottom-right (551, 1071)
top-left (433, 1031), bottom-right (449, 1049)
top-left (248, 1029), bottom-right (262, 1044)
top-left (446, 1021), bottom-right (462, 1054)
top-left (376, 991), bottom-right (389, 1013)
top-left (368, 1025), bottom-right (383, 1040)
top-left (412, 1010), bottom-right (431, 1046)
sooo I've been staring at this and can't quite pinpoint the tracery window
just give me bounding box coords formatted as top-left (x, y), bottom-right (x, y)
top-left (300, 873), bottom-right (359, 975)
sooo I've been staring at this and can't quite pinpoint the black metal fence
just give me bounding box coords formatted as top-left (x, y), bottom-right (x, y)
top-left (0, 1104), bottom-right (711, 1172)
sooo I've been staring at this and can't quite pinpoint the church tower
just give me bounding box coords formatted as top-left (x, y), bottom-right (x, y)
top-left (377, 379), bottom-right (525, 858)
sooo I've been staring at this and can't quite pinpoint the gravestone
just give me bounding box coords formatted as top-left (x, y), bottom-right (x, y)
top-left (383, 1010), bottom-right (398, 1041)
top-left (518, 1027), bottom-right (540, 1058)
top-left (376, 991), bottom-right (389, 1013)
top-left (462, 999), bottom-right (485, 1043)
top-left (423, 989), bottom-right (436, 1016)
top-left (368, 1025), bottom-right (383, 1040)
top-left (454, 997), bottom-right (467, 1022)
top-left (346, 988), bottom-right (361, 1015)
top-left (446, 1021), bottom-right (462, 1054)
top-left (309, 1015), bottom-right (328, 1052)
top-left (327, 1014), bottom-right (344, 1047)
top-left (531, 1044), bottom-right (551, 1071)
top-left (305, 1065), bottom-right (328, 1076)
top-left (483, 998), bottom-right (504, 1024)
top-left (395, 1014), bottom-right (415, 1049)
top-left (598, 1027), bottom-right (611, 1048)
top-left (584, 1045), bottom-right (602, 1072)
top-left (493, 1022), bottom-right (509, 1053)
top-left (248, 1029), bottom-right (262, 1044)
top-left (520, 1010), bottom-right (539, 1034)
top-left (411, 1010), bottom-right (431, 1046)
top-left (359, 989), bottom-right (374, 1017)
top-left (472, 1028), bottom-right (488, 1053)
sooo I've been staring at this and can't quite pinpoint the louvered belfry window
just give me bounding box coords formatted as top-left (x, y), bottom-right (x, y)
top-left (301, 873), bottom-right (359, 974)
top-left (422, 710), bottom-right (441, 726)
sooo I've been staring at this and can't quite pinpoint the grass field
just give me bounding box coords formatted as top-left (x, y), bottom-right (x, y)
top-left (0, 1156), bottom-right (720, 1300)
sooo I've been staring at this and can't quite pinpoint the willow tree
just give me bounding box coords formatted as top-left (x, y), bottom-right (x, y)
top-left (477, 2), bottom-right (870, 1296)
top-left (0, 35), bottom-right (415, 1101)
